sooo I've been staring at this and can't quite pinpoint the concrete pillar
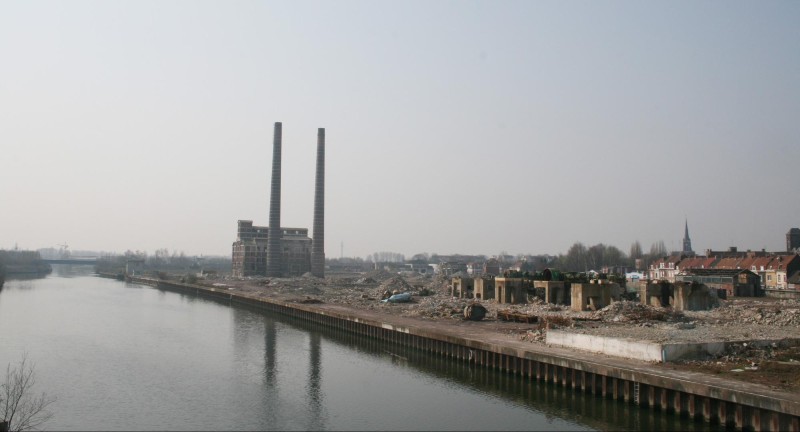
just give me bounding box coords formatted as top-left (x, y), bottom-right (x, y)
top-left (311, 128), bottom-right (325, 277)
top-left (266, 122), bottom-right (283, 277)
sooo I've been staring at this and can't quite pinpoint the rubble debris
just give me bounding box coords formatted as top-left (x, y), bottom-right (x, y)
top-left (209, 272), bottom-right (800, 375)
top-left (298, 297), bottom-right (323, 304)
top-left (379, 276), bottom-right (414, 294)
top-left (593, 301), bottom-right (679, 323)
top-left (364, 269), bottom-right (395, 282)
top-left (196, 269), bottom-right (800, 391)
top-left (538, 315), bottom-right (573, 329)
top-left (356, 277), bottom-right (377, 285)
top-left (382, 292), bottom-right (412, 303)
top-left (497, 310), bottom-right (538, 323)
top-left (463, 303), bottom-right (487, 321)
top-left (518, 329), bottom-right (546, 343)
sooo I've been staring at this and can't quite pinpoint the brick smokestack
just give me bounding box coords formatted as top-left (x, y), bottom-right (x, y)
top-left (266, 122), bottom-right (283, 277)
top-left (311, 128), bottom-right (325, 277)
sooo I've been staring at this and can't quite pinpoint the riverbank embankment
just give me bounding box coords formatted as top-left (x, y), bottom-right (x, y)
top-left (102, 273), bottom-right (800, 431)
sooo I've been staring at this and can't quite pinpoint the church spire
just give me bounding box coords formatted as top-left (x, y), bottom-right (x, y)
top-left (682, 219), bottom-right (693, 254)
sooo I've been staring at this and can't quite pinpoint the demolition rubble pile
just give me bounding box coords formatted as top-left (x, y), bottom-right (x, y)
top-left (213, 272), bottom-right (800, 348)
top-left (567, 299), bottom-right (800, 345)
top-left (701, 298), bottom-right (800, 327)
top-left (592, 301), bottom-right (678, 323)
top-left (208, 271), bottom-right (800, 389)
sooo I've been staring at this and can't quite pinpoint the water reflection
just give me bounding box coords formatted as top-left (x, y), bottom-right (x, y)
top-left (50, 263), bottom-right (95, 278)
top-left (3, 273), bottom-right (47, 283)
top-left (0, 273), bottom-right (725, 431)
top-left (305, 333), bottom-right (324, 430)
top-left (262, 318), bottom-right (278, 427)
top-left (2, 263), bottom-right (93, 286)
top-left (257, 312), bottom-right (724, 432)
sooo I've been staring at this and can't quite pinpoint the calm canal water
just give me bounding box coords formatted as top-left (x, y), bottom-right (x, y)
top-left (0, 265), bottom-right (721, 431)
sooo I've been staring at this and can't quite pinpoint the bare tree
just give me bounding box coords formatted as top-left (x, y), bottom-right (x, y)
top-left (1, 355), bottom-right (55, 432)
top-left (586, 243), bottom-right (606, 271)
top-left (563, 242), bottom-right (588, 272)
top-left (604, 245), bottom-right (625, 268)
top-left (649, 240), bottom-right (667, 257)
top-left (629, 241), bottom-right (643, 260)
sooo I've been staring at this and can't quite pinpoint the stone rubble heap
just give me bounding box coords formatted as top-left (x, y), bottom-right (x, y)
top-left (214, 271), bottom-right (800, 348)
top-left (593, 301), bottom-right (682, 324)
top-left (709, 299), bottom-right (800, 326)
top-left (207, 270), bottom-right (800, 389)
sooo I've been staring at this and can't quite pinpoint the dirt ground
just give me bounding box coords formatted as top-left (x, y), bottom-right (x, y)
top-left (659, 346), bottom-right (800, 391)
top-left (199, 270), bottom-right (800, 391)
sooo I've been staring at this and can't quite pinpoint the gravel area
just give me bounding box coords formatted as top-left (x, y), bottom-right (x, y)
top-left (202, 271), bottom-right (800, 372)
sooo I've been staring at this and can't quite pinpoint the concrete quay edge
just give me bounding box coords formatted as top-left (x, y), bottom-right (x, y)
top-left (110, 274), bottom-right (800, 419)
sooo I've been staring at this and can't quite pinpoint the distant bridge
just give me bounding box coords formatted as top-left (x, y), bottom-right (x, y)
top-left (44, 258), bottom-right (97, 265)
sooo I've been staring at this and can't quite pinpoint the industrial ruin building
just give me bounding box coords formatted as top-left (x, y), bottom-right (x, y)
top-left (232, 221), bottom-right (312, 277)
top-left (640, 280), bottom-right (719, 311)
top-left (232, 122), bottom-right (326, 278)
top-left (571, 281), bottom-right (623, 312)
top-left (495, 277), bottom-right (529, 304)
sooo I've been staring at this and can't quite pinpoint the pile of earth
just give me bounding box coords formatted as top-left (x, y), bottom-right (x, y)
top-left (593, 301), bottom-right (685, 323)
top-left (710, 298), bottom-right (800, 326)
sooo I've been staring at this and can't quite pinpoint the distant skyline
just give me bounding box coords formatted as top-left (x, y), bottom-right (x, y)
top-left (2, 0), bottom-right (798, 259)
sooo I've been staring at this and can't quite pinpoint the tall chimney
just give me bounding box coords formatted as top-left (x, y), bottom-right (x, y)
top-left (266, 122), bottom-right (283, 277)
top-left (311, 128), bottom-right (325, 277)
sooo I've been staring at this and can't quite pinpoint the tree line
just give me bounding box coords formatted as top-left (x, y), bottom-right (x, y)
top-left (94, 249), bottom-right (231, 275)
top-left (549, 240), bottom-right (668, 273)
top-left (373, 240), bottom-right (671, 274)
top-left (0, 250), bottom-right (51, 279)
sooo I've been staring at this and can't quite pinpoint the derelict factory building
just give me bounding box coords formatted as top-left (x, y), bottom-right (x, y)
top-left (232, 122), bottom-right (325, 278)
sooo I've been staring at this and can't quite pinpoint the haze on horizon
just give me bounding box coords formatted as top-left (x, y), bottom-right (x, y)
top-left (1, 0), bottom-right (798, 260)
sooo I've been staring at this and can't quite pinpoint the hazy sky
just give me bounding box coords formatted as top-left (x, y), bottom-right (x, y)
top-left (1, 0), bottom-right (798, 259)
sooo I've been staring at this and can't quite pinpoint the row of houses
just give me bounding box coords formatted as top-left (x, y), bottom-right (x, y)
top-left (648, 250), bottom-right (800, 295)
